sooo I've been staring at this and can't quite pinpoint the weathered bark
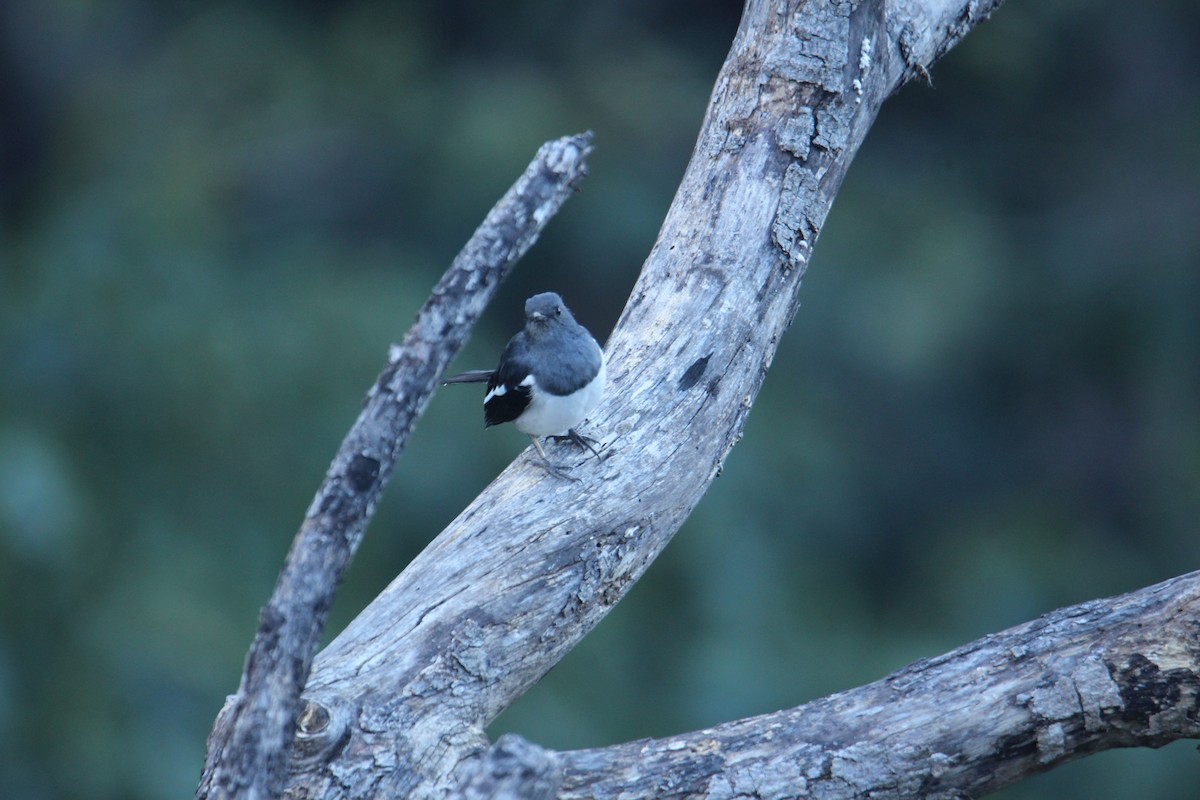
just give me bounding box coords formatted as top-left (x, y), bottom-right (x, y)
top-left (195, 133), bottom-right (594, 800)
top-left (553, 571), bottom-right (1200, 799)
top-left (197, 0), bottom-right (1200, 798)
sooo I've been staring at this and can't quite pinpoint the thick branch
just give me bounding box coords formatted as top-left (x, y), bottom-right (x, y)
top-left (555, 570), bottom-right (1200, 799)
top-left (195, 133), bottom-right (593, 800)
top-left (279, 1), bottom-right (1012, 798)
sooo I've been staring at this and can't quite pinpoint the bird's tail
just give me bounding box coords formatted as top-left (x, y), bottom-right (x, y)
top-left (443, 370), bottom-right (495, 385)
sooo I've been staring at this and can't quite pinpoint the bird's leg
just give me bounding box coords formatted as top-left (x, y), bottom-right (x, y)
top-left (529, 435), bottom-right (551, 462)
top-left (528, 435), bottom-right (580, 481)
top-left (548, 428), bottom-right (602, 459)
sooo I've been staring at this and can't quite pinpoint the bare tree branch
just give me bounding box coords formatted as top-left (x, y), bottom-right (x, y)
top-left (270, 0), bottom-right (1033, 798)
top-left (554, 570), bottom-right (1200, 799)
top-left (195, 133), bottom-right (594, 800)
top-left (201, 0), bottom-right (1200, 797)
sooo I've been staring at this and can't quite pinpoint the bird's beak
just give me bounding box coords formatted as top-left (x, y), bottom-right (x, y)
top-left (529, 312), bottom-right (546, 321)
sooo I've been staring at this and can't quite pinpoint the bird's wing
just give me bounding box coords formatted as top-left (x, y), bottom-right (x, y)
top-left (483, 335), bottom-right (535, 427)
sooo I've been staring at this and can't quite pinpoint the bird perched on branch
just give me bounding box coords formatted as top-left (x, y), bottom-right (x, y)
top-left (444, 292), bottom-right (605, 478)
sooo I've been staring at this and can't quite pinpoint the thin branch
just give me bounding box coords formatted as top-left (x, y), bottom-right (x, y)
top-left (195, 133), bottom-right (594, 800)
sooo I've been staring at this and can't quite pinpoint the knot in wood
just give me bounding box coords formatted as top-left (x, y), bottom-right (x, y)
top-left (290, 698), bottom-right (350, 766)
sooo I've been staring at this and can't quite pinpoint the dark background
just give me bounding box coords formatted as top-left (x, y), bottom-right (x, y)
top-left (2, 1), bottom-right (1197, 798)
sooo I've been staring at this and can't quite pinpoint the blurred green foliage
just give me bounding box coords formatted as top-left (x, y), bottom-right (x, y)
top-left (2, 1), bottom-right (1198, 798)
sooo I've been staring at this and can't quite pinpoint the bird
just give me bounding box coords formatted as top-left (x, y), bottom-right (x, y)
top-left (444, 292), bottom-right (605, 478)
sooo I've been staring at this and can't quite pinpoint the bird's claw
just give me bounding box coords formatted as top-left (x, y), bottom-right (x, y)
top-left (549, 429), bottom-right (602, 459)
top-left (539, 461), bottom-right (581, 482)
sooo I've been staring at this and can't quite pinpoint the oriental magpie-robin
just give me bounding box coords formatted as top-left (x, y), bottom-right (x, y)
top-left (445, 292), bottom-right (605, 477)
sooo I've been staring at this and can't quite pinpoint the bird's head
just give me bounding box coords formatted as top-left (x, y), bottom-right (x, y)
top-left (524, 292), bottom-right (570, 329)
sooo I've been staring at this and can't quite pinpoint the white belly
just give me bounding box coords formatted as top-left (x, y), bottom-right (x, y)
top-left (514, 356), bottom-right (606, 436)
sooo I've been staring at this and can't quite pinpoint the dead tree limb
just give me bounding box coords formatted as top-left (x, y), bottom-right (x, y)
top-left (554, 570), bottom-right (1200, 799)
top-left (198, 0), bottom-right (1200, 797)
top-left (195, 133), bottom-right (594, 800)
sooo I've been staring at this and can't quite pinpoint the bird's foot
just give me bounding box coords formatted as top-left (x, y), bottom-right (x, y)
top-left (529, 435), bottom-right (582, 481)
top-left (538, 460), bottom-right (581, 482)
top-left (548, 428), bottom-right (602, 459)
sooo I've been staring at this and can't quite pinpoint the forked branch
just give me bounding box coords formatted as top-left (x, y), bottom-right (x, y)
top-left (198, 0), bottom-right (1200, 798)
